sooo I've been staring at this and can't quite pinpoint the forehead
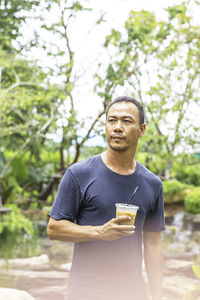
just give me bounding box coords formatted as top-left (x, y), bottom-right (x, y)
top-left (107, 102), bottom-right (139, 119)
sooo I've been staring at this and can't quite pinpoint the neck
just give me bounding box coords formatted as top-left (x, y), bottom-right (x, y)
top-left (101, 148), bottom-right (136, 175)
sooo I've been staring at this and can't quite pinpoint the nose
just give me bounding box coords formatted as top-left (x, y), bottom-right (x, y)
top-left (114, 120), bottom-right (123, 132)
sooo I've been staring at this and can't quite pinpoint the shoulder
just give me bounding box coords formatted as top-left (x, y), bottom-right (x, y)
top-left (137, 162), bottom-right (163, 188)
top-left (66, 155), bottom-right (100, 190)
top-left (69, 155), bottom-right (100, 177)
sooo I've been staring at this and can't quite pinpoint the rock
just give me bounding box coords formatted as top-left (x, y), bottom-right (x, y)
top-left (0, 254), bottom-right (50, 270)
top-left (184, 212), bottom-right (200, 223)
top-left (48, 241), bottom-right (74, 266)
top-left (192, 214), bottom-right (200, 223)
top-left (165, 259), bottom-right (193, 270)
top-left (164, 204), bottom-right (185, 217)
top-left (163, 275), bottom-right (200, 297)
top-left (21, 208), bottom-right (51, 221)
top-left (164, 259), bottom-right (194, 277)
top-left (60, 262), bottom-right (72, 271)
top-left (164, 189), bottom-right (189, 204)
top-left (0, 288), bottom-right (35, 300)
top-left (41, 206), bottom-right (51, 219)
top-left (29, 285), bottom-right (67, 299)
top-left (164, 252), bottom-right (197, 260)
top-left (0, 269), bottom-right (69, 279)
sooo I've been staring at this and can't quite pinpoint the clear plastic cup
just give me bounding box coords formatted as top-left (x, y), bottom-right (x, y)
top-left (115, 203), bottom-right (139, 225)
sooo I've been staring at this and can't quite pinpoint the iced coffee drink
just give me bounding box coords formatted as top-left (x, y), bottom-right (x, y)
top-left (115, 203), bottom-right (139, 225)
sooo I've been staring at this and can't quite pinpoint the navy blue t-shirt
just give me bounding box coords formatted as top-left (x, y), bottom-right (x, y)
top-left (49, 155), bottom-right (165, 300)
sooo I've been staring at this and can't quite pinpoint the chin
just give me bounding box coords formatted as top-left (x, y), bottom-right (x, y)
top-left (109, 144), bottom-right (128, 152)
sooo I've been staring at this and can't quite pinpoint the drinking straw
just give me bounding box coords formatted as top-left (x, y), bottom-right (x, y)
top-left (127, 186), bottom-right (138, 205)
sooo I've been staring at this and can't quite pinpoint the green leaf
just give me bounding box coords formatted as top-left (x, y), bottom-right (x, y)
top-left (12, 158), bottom-right (29, 183)
top-left (192, 265), bottom-right (200, 279)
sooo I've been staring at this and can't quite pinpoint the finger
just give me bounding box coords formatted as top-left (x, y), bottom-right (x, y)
top-left (114, 216), bottom-right (132, 223)
top-left (124, 230), bottom-right (135, 235)
top-left (116, 225), bottom-right (135, 231)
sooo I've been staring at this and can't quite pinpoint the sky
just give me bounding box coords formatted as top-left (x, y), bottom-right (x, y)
top-left (67, 0), bottom-right (183, 118)
top-left (24, 0), bottom-right (192, 113)
top-left (69, 0), bottom-right (200, 147)
top-left (64, 0), bottom-right (199, 115)
top-left (22, 0), bottom-right (200, 147)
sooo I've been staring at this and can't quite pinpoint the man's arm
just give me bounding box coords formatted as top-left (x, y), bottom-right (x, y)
top-left (143, 231), bottom-right (163, 300)
top-left (47, 216), bottom-right (135, 242)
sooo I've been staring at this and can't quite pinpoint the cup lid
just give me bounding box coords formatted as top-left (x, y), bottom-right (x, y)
top-left (115, 203), bottom-right (139, 209)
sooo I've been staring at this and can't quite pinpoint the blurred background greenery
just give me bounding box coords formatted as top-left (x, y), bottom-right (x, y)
top-left (0, 0), bottom-right (200, 260)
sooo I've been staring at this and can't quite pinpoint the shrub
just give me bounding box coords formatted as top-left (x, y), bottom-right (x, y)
top-left (163, 179), bottom-right (191, 204)
top-left (172, 163), bottom-right (200, 186)
top-left (184, 187), bottom-right (200, 214)
top-left (183, 264), bottom-right (200, 299)
top-left (0, 204), bottom-right (33, 236)
top-left (0, 204), bottom-right (35, 259)
top-left (163, 179), bottom-right (187, 196)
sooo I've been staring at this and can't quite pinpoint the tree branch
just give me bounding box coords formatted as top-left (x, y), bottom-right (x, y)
top-left (72, 110), bottom-right (105, 164)
top-left (5, 82), bottom-right (45, 93)
top-left (171, 74), bottom-right (195, 152)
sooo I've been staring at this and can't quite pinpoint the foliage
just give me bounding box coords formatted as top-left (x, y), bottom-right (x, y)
top-left (0, 204), bottom-right (33, 236)
top-left (171, 155), bottom-right (200, 186)
top-left (163, 179), bottom-right (188, 196)
top-left (163, 179), bottom-right (191, 204)
top-left (0, 0), bottom-right (106, 205)
top-left (0, 0), bottom-right (40, 52)
top-left (0, 1), bottom-right (200, 208)
top-left (95, 1), bottom-right (200, 180)
top-left (79, 145), bottom-right (105, 161)
top-left (192, 264), bottom-right (200, 279)
top-left (184, 187), bottom-right (200, 214)
top-left (0, 204), bottom-right (39, 259)
top-left (136, 138), bottom-right (169, 177)
top-left (182, 263), bottom-right (200, 299)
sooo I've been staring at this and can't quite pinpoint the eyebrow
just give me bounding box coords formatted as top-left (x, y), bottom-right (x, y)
top-left (108, 115), bottom-right (135, 120)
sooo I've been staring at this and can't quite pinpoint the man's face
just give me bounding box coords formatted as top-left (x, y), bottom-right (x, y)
top-left (105, 102), bottom-right (145, 152)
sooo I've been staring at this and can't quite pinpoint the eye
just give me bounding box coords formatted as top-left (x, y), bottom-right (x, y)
top-left (124, 119), bottom-right (132, 123)
top-left (108, 119), bottom-right (116, 123)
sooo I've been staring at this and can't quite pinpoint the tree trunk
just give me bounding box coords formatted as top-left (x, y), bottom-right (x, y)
top-left (164, 159), bottom-right (173, 180)
top-left (60, 140), bottom-right (65, 170)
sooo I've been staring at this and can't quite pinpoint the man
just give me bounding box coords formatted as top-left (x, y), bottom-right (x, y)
top-left (47, 96), bottom-right (165, 300)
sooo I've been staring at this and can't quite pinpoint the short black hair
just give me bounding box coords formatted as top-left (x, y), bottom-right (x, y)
top-left (106, 96), bottom-right (145, 124)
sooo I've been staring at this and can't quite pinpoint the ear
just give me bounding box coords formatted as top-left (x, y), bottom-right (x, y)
top-left (139, 123), bottom-right (146, 137)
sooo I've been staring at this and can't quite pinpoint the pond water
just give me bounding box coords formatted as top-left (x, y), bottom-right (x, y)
top-left (1, 207), bottom-right (200, 260)
top-left (35, 208), bottom-right (200, 259)
top-left (163, 209), bottom-right (200, 256)
top-left (1, 207), bottom-right (200, 300)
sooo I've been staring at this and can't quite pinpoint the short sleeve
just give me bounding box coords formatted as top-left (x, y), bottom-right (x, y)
top-left (48, 168), bottom-right (81, 222)
top-left (143, 184), bottom-right (166, 232)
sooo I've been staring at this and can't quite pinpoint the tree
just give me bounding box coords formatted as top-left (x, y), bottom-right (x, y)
top-left (0, 0), bottom-right (40, 52)
top-left (95, 2), bottom-right (200, 180)
top-left (0, 0), bottom-right (106, 204)
top-left (1, 1), bottom-right (199, 206)
top-left (0, 0), bottom-right (55, 203)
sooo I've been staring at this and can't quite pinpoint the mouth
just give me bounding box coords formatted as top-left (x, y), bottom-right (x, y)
top-left (111, 135), bottom-right (125, 141)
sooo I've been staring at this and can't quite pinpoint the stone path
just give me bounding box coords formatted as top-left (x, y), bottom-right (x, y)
top-left (0, 238), bottom-right (200, 300)
top-left (0, 240), bottom-right (73, 300)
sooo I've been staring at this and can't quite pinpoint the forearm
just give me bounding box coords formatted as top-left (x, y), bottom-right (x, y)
top-left (47, 217), bottom-right (101, 242)
top-left (47, 216), bottom-right (134, 243)
top-left (143, 232), bottom-right (163, 300)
